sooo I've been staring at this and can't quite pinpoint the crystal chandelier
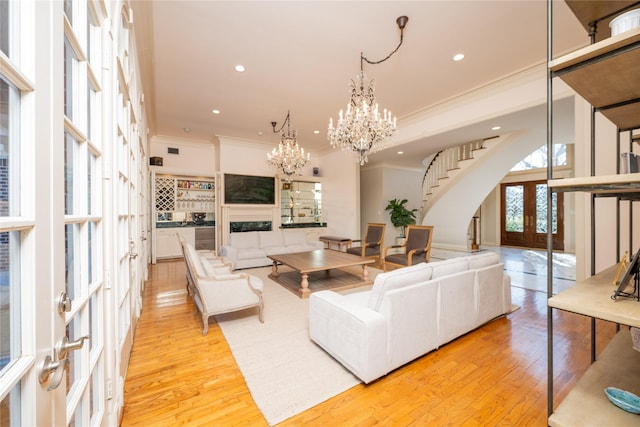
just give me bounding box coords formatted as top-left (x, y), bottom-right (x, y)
top-left (328, 16), bottom-right (408, 166)
top-left (267, 111), bottom-right (310, 182)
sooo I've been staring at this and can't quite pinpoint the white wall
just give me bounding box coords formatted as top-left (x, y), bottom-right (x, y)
top-left (150, 135), bottom-right (216, 175)
top-left (360, 167), bottom-right (384, 240)
top-left (318, 148), bottom-right (360, 239)
top-left (381, 166), bottom-right (424, 246)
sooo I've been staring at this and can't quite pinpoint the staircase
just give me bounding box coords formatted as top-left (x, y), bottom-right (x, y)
top-left (422, 138), bottom-right (497, 212)
top-left (419, 131), bottom-right (541, 250)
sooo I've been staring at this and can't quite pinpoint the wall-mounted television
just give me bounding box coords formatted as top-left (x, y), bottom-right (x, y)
top-left (223, 174), bottom-right (275, 205)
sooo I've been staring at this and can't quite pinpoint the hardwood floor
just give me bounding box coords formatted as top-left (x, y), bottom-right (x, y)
top-left (121, 259), bottom-right (617, 426)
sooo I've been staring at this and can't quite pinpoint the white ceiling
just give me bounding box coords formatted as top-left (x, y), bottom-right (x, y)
top-left (131, 1), bottom-right (588, 168)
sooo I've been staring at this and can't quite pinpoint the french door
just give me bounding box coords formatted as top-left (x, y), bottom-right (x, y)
top-left (501, 180), bottom-right (564, 250)
top-left (0, 1), bottom-right (148, 425)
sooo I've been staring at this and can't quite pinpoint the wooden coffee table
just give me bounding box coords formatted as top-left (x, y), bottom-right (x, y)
top-left (268, 249), bottom-right (374, 298)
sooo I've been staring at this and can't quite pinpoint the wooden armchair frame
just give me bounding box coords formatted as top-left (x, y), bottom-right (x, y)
top-left (382, 225), bottom-right (434, 271)
top-left (346, 223), bottom-right (386, 264)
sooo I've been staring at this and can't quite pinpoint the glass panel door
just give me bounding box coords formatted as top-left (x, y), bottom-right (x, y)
top-left (501, 180), bottom-right (564, 250)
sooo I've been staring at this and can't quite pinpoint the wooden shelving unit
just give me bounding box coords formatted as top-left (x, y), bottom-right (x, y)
top-left (550, 27), bottom-right (640, 131)
top-left (548, 331), bottom-right (640, 427)
top-left (547, 1), bottom-right (640, 425)
top-left (548, 265), bottom-right (640, 327)
top-left (564, 0), bottom-right (639, 42)
top-left (549, 173), bottom-right (640, 197)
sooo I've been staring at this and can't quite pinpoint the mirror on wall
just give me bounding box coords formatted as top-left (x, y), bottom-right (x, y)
top-left (280, 181), bottom-right (322, 225)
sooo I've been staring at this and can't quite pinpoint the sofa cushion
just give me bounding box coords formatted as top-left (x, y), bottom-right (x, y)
top-left (236, 248), bottom-right (268, 260)
top-left (467, 252), bottom-right (499, 269)
top-left (230, 231), bottom-right (260, 249)
top-left (368, 262), bottom-right (433, 311)
top-left (283, 229), bottom-right (307, 246)
top-left (283, 244), bottom-right (314, 253)
top-left (437, 270), bottom-right (477, 346)
top-left (380, 281), bottom-right (439, 369)
top-left (265, 246), bottom-right (293, 256)
top-left (431, 258), bottom-right (469, 279)
top-left (475, 263), bottom-right (507, 324)
top-left (259, 230), bottom-right (284, 248)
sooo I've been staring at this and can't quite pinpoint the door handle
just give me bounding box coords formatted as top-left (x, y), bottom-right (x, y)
top-left (39, 355), bottom-right (69, 391)
top-left (57, 291), bottom-right (72, 315)
top-left (129, 239), bottom-right (138, 259)
top-left (56, 335), bottom-right (90, 359)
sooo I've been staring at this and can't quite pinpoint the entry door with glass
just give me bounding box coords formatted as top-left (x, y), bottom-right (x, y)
top-left (501, 180), bottom-right (564, 250)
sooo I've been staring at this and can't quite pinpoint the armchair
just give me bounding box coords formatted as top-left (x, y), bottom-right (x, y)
top-left (382, 225), bottom-right (434, 271)
top-left (346, 223), bottom-right (386, 265)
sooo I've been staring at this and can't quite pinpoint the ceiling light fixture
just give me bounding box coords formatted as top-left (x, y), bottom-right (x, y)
top-left (492, 126), bottom-right (501, 131)
top-left (267, 110), bottom-right (310, 182)
top-left (234, 65), bottom-right (245, 72)
top-left (328, 16), bottom-right (408, 166)
top-left (453, 53), bottom-right (465, 61)
top-left (211, 109), bottom-right (220, 114)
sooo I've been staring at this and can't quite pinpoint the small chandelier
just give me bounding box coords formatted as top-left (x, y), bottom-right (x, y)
top-left (267, 111), bottom-right (310, 182)
top-left (328, 16), bottom-right (408, 166)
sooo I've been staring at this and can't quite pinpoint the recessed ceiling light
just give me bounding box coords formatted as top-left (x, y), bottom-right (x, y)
top-left (491, 126), bottom-right (501, 131)
top-left (453, 53), bottom-right (465, 62)
top-left (183, 127), bottom-right (191, 132)
top-left (234, 65), bottom-right (245, 72)
top-left (257, 131), bottom-right (263, 136)
top-left (313, 130), bottom-right (320, 134)
top-left (211, 109), bottom-right (220, 114)
top-left (397, 151), bottom-right (403, 155)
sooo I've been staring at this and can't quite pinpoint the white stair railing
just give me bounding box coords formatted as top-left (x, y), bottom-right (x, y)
top-left (422, 140), bottom-right (485, 201)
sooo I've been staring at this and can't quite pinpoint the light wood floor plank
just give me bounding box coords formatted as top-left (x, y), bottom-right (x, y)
top-left (121, 259), bottom-right (617, 426)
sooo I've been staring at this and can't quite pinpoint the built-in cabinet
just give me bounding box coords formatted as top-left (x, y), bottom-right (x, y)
top-left (547, 2), bottom-right (640, 425)
top-left (280, 180), bottom-right (322, 225)
top-left (153, 173), bottom-right (217, 262)
top-left (156, 227), bottom-right (194, 259)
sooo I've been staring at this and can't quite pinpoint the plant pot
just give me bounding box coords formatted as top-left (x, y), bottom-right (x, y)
top-left (396, 237), bottom-right (406, 246)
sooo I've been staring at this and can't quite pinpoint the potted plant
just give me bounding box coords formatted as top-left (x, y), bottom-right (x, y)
top-left (385, 198), bottom-right (418, 240)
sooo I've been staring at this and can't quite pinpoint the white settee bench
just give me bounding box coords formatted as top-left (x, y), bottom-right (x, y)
top-left (309, 252), bottom-right (511, 383)
top-left (221, 229), bottom-right (324, 269)
top-left (182, 240), bottom-right (264, 335)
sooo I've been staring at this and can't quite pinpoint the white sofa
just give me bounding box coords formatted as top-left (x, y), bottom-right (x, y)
top-left (221, 229), bottom-right (324, 269)
top-left (309, 252), bottom-right (511, 383)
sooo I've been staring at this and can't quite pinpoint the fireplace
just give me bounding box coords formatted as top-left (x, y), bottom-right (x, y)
top-left (230, 221), bottom-right (272, 232)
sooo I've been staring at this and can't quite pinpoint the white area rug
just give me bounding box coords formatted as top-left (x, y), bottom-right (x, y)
top-left (214, 266), bottom-right (363, 425)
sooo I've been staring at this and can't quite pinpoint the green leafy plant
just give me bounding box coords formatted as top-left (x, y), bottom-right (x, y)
top-left (385, 198), bottom-right (418, 237)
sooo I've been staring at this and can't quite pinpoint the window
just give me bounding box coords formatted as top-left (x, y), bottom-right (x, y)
top-left (511, 144), bottom-right (567, 171)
